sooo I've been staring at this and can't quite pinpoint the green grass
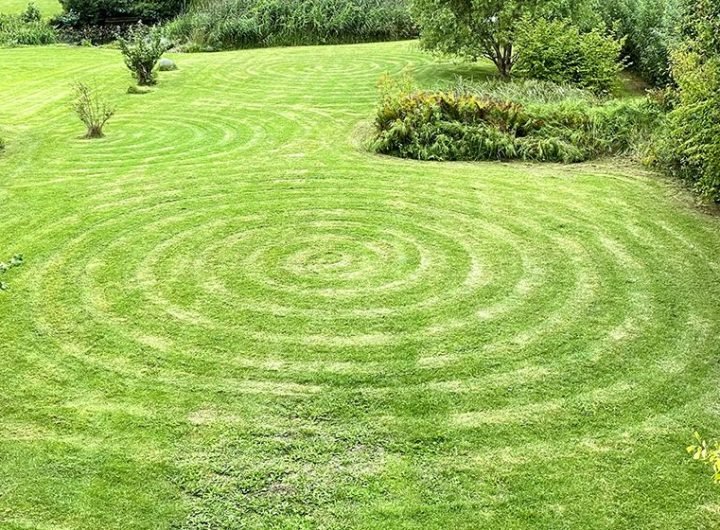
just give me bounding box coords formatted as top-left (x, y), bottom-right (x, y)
top-left (0, 0), bottom-right (60, 15)
top-left (1, 41), bottom-right (719, 529)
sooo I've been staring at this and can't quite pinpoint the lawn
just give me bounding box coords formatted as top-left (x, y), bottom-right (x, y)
top-left (1, 41), bottom-right (719, 529)
top-left (0, 0), bottom-right (60, 15)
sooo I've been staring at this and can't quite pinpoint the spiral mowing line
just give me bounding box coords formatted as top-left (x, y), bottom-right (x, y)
top-left (1, 41), bottom-right (720, 529)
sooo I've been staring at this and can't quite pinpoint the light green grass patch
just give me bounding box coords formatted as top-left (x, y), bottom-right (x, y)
top-left (0, 0), bottom-right (60, 15)
top-left (0, 41), bottom-right (719, 529)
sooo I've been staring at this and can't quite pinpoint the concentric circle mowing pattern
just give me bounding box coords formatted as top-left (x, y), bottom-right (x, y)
top-left (1, 42), bottom-right (720, 529)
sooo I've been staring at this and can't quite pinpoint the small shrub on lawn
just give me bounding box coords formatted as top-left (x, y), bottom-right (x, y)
top-left (73, 82), bottom-right (115, 138)
top-left (371, 78), bottom-right (661, 163)
top-left (514, 18), bottom-right (625, 96)
top-left (118, 23), bottom-right (170, 86)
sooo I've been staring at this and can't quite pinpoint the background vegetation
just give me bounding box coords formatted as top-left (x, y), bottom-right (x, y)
top-left (0, 3), bottom-right (57, 46)
top-left (57, 0), bottom-right (187, 25)
top-left (651, 0), bottom-right (720, 201)
top-left (165, 0), bottom-right (415, 51)
top-left (513, 18), bottom-right (624, 95)
top-left (594, 0), bottom-right (683, 86)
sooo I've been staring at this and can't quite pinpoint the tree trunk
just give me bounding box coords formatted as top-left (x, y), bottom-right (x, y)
top-left (496, 44), bottom-right (513, 79)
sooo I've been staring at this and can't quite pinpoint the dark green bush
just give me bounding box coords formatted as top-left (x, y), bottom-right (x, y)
top-left (57, 0), bottom-right (187, 26)
top-left (51, 10), bottom-right (126, 44)
top-left (514, 18), bottom-right (624, 95)
top-left (652, 0), bottom-right (720, 203)
top-left (165, 0), bottom-right (415, 52)
top-left (371, 79), bottom-right (661, 163)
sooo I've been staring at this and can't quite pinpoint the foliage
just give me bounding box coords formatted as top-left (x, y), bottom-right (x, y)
top-left (593, 0), bottom-right (683, 87)
top-left (452, 78), bottom-right (599, 105)
top-left (371, 77), bottom-right (661, 162)
top-left (651, 0), bottom-right (720, 202)
top-left (20, 2), bottom-right (42, 23)
top-left (687, 432), bottom-right (720, 483)
top-left (165, 0), bottom-right (415, 51)
top-left (51, 11), bottom-right (127, 45)
top-left (514, 18), bottom-right (624, 95)
top-left (57, 0), bottom-right (187, 26)
top-left (0, 255), bottom-right (23, 291)
top-left (0, 12), bottom-right (57, 46)
top-left (410, 0), bottom-right (594, 78)
top-left (118, 23), bottom-right (170, 86)
top-left (73, 82), bottom-right (115, 138)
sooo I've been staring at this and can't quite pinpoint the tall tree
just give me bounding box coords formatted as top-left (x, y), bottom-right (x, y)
top-left (410, 0), bottom-right (594, 77)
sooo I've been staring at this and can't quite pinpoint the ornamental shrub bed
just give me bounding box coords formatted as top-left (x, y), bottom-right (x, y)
top-left (371, 83), bottom-right (661, 163)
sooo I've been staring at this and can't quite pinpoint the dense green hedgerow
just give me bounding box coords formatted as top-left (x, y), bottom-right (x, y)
top-left (651, 0), bottom-right (720, 202)
top-left (371, 79), bottom-right (661, 163)
top-left (594, 0), bottom-right (683, 87)
top-left (514, 18), bottom-right (625, 95)
top-left (165, 0), bottom-right (416, 52)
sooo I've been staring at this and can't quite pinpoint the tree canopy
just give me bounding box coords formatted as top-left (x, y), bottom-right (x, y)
top-left (410, 0), bottom-right (596, 77)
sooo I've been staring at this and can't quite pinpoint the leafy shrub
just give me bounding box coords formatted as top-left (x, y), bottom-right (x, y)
top-left (165, 0), bottom-right (416, 52)
top-left (594, 0), bottom-right (683, 87)
top-left (57, 0), bottom-right (186, 26)
top-left (73, 82), bottom-right (115, 138)
top-left (118, 23), bottom-right (170, 86)
top-left (410, 0), bottom-right (598, 78)
top-left (514, 18), bottom-right (624, 95)
top-left (687, 432), bottom-right (720, 484)
top-left (651, 0), bottom-right (720, 202)
top-left (20, 3), bottom-right (42, 23)
top-left (0, 13), bottom-right (57, 46)
top-left (0, 255), bottom-right (24, 291)
top-left (371, 77), bottom-right (661, 163)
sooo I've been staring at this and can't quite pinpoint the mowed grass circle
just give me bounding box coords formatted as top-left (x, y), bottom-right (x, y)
top-left (1, 42), bottom-right (720, 529)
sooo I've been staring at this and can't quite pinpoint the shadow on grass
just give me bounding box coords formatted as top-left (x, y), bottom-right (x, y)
top-left (412, 60), bottom-right (499, 89)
